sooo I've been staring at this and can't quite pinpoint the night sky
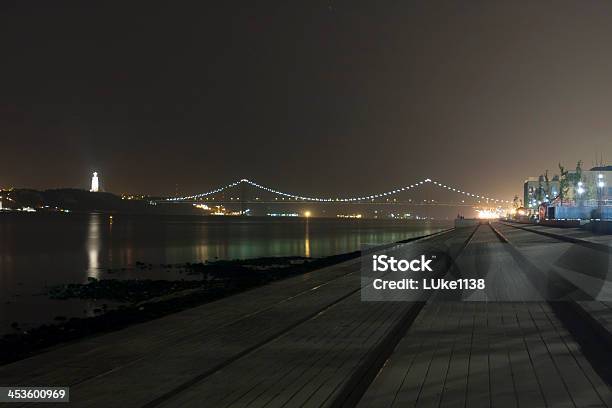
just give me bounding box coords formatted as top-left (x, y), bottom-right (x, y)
top-left (2, 1), bottom-right (612, 199)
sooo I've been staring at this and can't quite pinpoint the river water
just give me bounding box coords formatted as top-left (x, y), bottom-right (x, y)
top-left (0, 213), bottom-right (450, 334)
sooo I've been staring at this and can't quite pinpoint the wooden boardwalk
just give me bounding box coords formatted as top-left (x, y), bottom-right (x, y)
top-left (1, 223), bottom-right (612, 407)
top-left (358, 302), bottom-right (611, 407)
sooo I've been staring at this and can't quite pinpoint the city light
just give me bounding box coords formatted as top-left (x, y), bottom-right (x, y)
top-left (477, 209), bottom-right (499, 219)
top-left (304, 211), bottom-right (312, 218)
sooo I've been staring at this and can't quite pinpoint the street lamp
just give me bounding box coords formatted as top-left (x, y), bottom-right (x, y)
top-left (577, 181), bottom-right (585, 195)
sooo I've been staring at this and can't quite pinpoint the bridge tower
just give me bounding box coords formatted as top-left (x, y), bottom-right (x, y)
top-left (240, 182), bottom-right (247, 216)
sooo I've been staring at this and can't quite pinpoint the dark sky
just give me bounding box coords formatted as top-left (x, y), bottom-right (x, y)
top-left (2, 1), bottom-right (612, 199)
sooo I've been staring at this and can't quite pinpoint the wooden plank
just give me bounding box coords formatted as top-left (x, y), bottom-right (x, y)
top-left (390, 302), bottom-right (453, 406)
top-left (534, 303), bottom-right (612, 407)
top-left (415, 302), bottom-right (464, 406)
top-left (438, 302), bottom-right (474, 408)
top-left (158, 295), bottom-right (393, 408)
top-left (466, 302), bottom-right (490, 407)
top-left (513, 303), bottom-right (573, 408)
top-left (503, 303), bottom-right (546, 408)
top-left (355, 303), bottom-right (443, 407)
top-left (224, 300), bottom-right (392, 408)
top-left (276, 303), bottom-right (409, 407)
top-left (487, 302), bottom-right (518, 408)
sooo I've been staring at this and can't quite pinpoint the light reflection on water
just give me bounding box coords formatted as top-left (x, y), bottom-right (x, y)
top-left (304, 219), bottom-right (310, 258)
top-left (0, 212), bottom-right (450, 333)
top-left (87, 214), bottom-right (100, 279)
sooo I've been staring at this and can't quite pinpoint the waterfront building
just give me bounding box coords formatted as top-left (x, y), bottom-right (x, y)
top-left (525, 165), bottom-right (612, 220)
top-left (566, 165), bottom-right (612, 204)
top-left (523, 175), bottom-right (560, 210)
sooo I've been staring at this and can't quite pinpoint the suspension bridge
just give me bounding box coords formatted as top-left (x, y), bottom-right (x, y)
top-left (162, 177), bottom-right (513, 207)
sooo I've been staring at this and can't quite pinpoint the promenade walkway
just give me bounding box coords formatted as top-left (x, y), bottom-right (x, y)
top-left (2, 223), bottom-right (612, 407)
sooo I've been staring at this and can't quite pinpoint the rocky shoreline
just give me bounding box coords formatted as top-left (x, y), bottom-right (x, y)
top-left (1, 252), bottom-right (359, 365)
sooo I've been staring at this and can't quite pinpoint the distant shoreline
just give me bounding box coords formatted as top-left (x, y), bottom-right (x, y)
top-left (1, 188), bottom-right (453, 220)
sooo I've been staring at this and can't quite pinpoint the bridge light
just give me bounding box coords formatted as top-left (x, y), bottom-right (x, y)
top-left (166, 178), bottom-right (510, 204)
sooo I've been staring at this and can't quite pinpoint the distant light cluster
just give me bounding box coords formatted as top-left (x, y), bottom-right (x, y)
top-left (166, 178), bottom-right (511, 204)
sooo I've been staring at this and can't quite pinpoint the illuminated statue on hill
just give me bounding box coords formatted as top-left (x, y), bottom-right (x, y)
top-left (90, 172), bottom-right (99, 192)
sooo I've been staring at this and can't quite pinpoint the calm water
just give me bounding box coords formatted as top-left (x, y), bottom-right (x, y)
top-left (0, 213), bottom-right (450, 334)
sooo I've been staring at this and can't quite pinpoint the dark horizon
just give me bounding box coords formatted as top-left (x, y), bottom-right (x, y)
top-left (2, 1), bottom-right (612, 199)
